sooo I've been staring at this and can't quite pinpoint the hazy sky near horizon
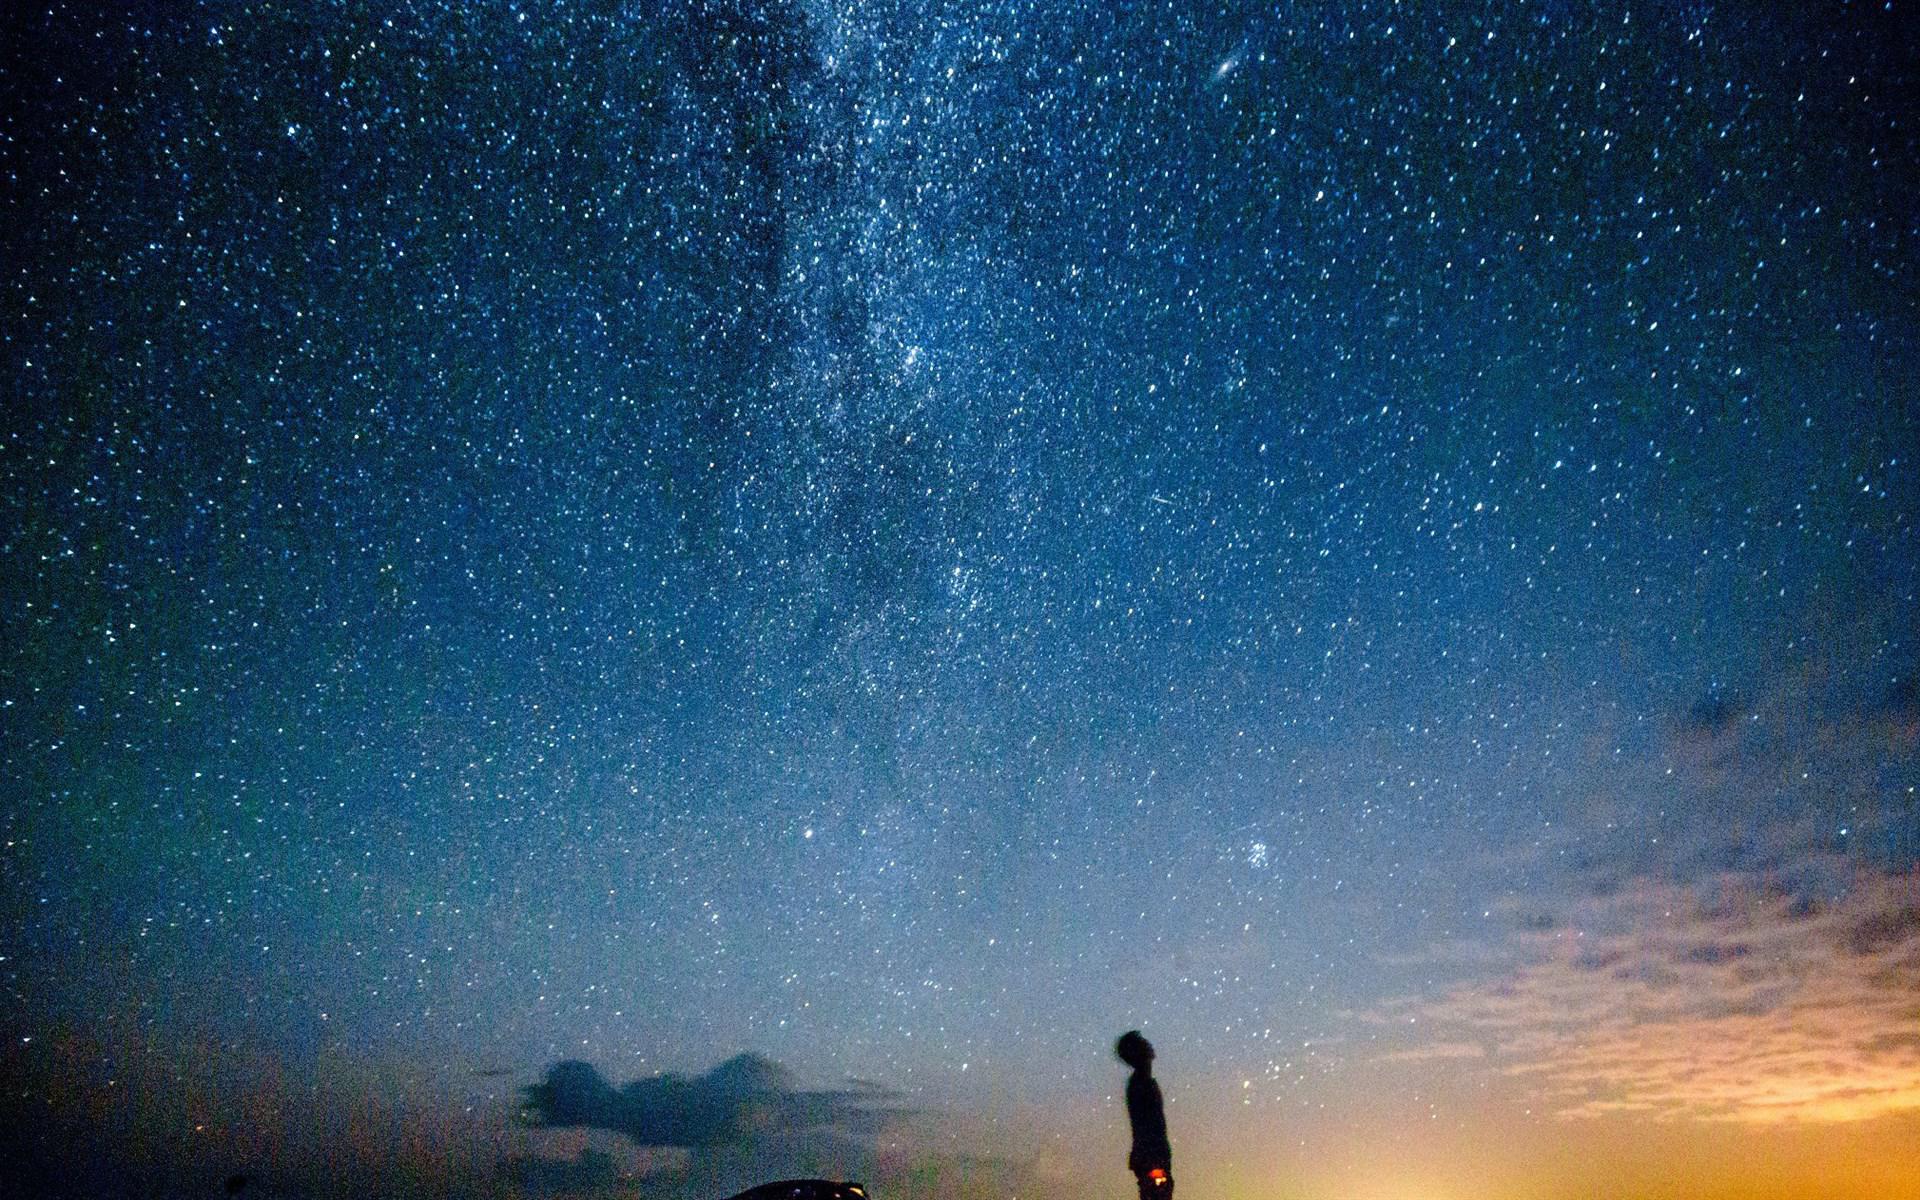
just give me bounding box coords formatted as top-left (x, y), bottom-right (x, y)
top-left (4, 1), bottom-right (1916, 1198)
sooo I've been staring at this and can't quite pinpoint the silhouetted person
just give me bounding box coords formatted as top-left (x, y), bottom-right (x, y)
top-left (1116, 1031), bottom-right (1172, 1200)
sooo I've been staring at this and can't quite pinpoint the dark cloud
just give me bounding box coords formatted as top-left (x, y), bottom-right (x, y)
top-left (1847, 904), bottom-right (1920, 957)
top-left (522, 1053), bottom-right (898, 1149)
top-left (1876, 677), bottom-right (1919, 721)
top-left (1684, 686), bottom-right (1747, 735)
top-left (1571, 947), bottom-right (1626, 972)
top-left (1678, 941), bottom-right (1752, 966)
top-left (511, 1055), bottom-right (1050, 1200)
top-left (1565, 653), bottom-right (1920, 889)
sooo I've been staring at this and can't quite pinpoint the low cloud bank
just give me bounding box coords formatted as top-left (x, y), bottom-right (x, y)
top-left (1378, 864), bottom-right (1920, 1124)
top-left (521, 1053), bottom-right (897, 1148)
top-left (513, 1053), bottom-right (965, 1199)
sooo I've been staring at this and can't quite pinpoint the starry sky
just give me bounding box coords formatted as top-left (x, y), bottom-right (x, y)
top-left (3, 2), bottom-right (1917, 1198)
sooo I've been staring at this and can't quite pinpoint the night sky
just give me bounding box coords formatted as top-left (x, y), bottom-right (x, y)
top-left (4, 2), bottom-right (1917, 1198)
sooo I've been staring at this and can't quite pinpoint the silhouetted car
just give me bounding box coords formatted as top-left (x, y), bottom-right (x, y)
top-left (724, 1181), bottom-right (869, 1200)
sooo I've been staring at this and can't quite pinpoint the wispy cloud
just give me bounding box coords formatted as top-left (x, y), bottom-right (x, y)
top-left (1377, 865), bottom-right (1920, 1124)
top-left (1373, 1040), bottom-right (1488, 1066)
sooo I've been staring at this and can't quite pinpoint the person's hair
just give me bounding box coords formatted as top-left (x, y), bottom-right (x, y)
top-left (1115, 1030), bottom-right (1153, 1068)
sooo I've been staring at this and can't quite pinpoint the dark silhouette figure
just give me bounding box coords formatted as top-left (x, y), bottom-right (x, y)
top-left (1116, 1031), bottom-right (1172, 1200)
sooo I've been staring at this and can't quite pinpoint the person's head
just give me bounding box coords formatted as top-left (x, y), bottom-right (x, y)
top-left (1115, 1030), bottom-right (1154, 1070)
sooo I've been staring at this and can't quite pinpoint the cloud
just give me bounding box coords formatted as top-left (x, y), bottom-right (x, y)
top-left (1374, 1040), bottom-right (1488, 1066)
top-left (522, 1053), bottom-right (898, 1149)
top-left (1682, 685), bottom-right (1747, 737)
top-left (517, 1053), bottom-right (938, 1198)
top-left (1376, 865), bottom-right (1920, 1124)
top-left (515, 1055), bottom-right (1058, 1200)
top-left (1366, 643), bottom-right (1920, 1133)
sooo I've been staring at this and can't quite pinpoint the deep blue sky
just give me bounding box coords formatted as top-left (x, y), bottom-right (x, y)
top-left (4, 2), bottom-right (1916, 1197)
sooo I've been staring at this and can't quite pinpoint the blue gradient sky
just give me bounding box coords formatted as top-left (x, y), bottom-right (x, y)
top-left (4, 2), bottom-right (1916, 1197)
